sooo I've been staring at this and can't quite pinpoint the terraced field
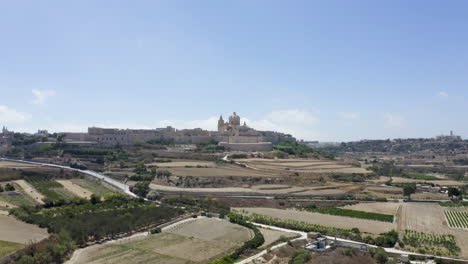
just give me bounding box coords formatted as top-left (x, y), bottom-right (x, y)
top-left (0, 240), bottom-right (24, 258)
top-left (70, 179), bottom-right (116, 196)
top-left (67, 218), bottom-right (252, 264)
top-left (26, 178), bottom-right (76, 201)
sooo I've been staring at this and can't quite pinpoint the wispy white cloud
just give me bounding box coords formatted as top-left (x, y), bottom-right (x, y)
top-left (438, 91), bottom-right (449, 98)
top-left (339, 112), bottom-right (360, 121)
top-left (384, 113), bottom-right (405, 128)
top-left (32, 89), bottom-right (56, 105)
top-left (0, 105), bottom-right (31, 124)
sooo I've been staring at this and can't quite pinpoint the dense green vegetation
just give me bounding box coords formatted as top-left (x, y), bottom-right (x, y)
top-left (207, 213), bottom-right (265, 264)
top-left (301, 205), bottom-right (394, 222)
top-left (162, 196), bottom-right (230, 216)
top-left (439, 201), bottom-right (468, 207)
top-left (131, 181), bottom-right (151, 197)
top-left (13, 232), bottom-right (75, 264)
top-left (402, 230), bottom-right (459, 256)
top-left (331, 173), bottom-right (369, 182)
top-left (273, 142), bottom-right (335, 159)
top-left (289, 249), bottom-right (311, 264)
top-left (195, 141), bottom-right (225, 153)
top-left (407, 173), bottom-right (440, 181)
top-left (9, 194), bottom-right (183, 245)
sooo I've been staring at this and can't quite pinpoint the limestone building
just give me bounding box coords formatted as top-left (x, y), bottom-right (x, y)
top-left (60, 112), bottom-right (295, 151)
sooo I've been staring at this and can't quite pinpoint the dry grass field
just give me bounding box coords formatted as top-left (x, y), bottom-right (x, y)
top-left (67, 218), bottom-right (252, 264)
top-left (0, 161), bottom-right (40, 169)
top-left (13, 179), bottom-right (45, 204)
top-left (0, 215), bottom-right (49, 244)
top-left (236, 158), bottom-right (370, 174)
top-left (150, 183), bottom-right (352, 196)
top-left (397, 203), bottom-right (468, 258)
top-left (341, 202), bottom-right (401, 215)
top-left (70, 179), bottom-right (116, 196)
top-left (56, 180), bottom-right (93, 199)
top-left (146, 160), bottom-right (215, 168)
top-left (374, 176), bottom-right (467, 186)
top-left (258, 227), bottom-right (297, 248)
top-left (163, 165), bottom-right (271, 178)
top-left (237, 207), bottom-right (395, 234)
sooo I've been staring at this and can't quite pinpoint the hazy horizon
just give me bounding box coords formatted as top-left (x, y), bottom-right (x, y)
top-left (1, 1), bottom-right (468, 141)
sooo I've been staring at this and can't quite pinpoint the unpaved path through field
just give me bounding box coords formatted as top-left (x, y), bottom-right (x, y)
top-left (14, 180), bottom-right (44, 204)
top-left (56, 180), bottom-right (92, 199)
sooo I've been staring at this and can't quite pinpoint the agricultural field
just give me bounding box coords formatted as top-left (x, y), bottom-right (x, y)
top-left (236, 207), bottom-right (395, 234)
top-left (70, 178), bottom-right (116, 196)
top-left (301, 206), bottom-right (394, 222)
top-left (67, 218), bottom-right (253, 264)
top-left (397, 202), bottom-right (468, 259)
top-left (14, 179), bottom-right (45, 204)
top-left (161, 165), bottom-right (272, 178)
top-left (373, 176), bottom-right (467, 186)
top-left (0, 215), bottom-right (49, 244)
top-left (0, 161), bottom-right (40, 169)
top-left (146, 160), bottom-right (215, 168)
top-left (402, 230), bottom-right (459, 256)
top-left (26, 178), bottom-right (77, 201)
top-left (341, 202), bottom-right (401, 215)
top-left (56, 179), bottom-right (93, 198)
top-left (236, 158), bottom-right (370, 174)
top-left (150, 183), bottom-right (352, 196)
top-left (445, 209), bottom-right (468, 229)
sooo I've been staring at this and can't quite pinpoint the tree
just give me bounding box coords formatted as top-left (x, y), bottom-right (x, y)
top-left (403, 184), bottom-right (416, 200)
top-left (5, 183), bottom-right (15, 191)
top-left (90, 194), bottom-right (101, 204)
top-left (448, 187), bottom-right (461, 198)
top-left (373, 247), bottom-right (388, 264)
top-left (0, 185), bottom-right (3, 192)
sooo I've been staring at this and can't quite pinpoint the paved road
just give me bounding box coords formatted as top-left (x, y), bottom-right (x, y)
top-left (0, 157), bottom-right (137, 197)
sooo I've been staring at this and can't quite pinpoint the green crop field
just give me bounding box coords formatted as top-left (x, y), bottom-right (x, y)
top-left (0, 193), bottom-right (38, 207)
top-left (402, 230), bottom-right (459, 256)
top-left (26, 178), bottom-right (76, 202)
top-left (302, 206), bottom-right (394, 222)
top-left (0, 240), bottom-right (23, 258)
top-left (70, 179), bottom-right (115, 196)
top-left (445, 210), bottom-right (468, 229)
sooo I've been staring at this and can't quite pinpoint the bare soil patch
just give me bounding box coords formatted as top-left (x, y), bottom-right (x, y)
top-left (147, 160), bottom-right (215, 168)
top-left (0, 215), bottom-right (49, 244)
top-left (237, 207), bottom-right (395, 234)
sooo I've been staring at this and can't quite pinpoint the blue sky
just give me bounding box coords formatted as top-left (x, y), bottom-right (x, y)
top-left (1, 0), bottom-right (467, 141)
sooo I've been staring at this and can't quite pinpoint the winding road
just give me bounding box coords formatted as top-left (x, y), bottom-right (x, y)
top-left (0, 157), bottom-right (137, 197)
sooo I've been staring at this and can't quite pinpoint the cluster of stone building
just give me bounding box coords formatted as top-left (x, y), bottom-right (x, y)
top-left (59, 112), bottom-right (295, 151)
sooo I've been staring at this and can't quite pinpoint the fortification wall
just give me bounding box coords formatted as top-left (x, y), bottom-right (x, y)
top-left (218, 142), bottom-right (273, 152)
